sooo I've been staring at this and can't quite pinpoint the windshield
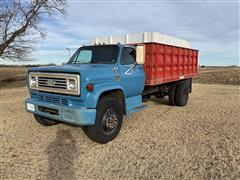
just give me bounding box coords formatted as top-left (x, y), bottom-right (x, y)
top-left (68, 45), bottom-right (119, 64)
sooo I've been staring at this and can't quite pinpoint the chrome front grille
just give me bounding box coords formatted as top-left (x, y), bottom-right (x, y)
top-left (37, 77), bottom-right (67, 89)
top-left (29, 72), bottom-right (80, 95)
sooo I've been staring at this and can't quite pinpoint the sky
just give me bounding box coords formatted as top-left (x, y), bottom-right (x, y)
top-left (14, 0), bottom-right (240, 66)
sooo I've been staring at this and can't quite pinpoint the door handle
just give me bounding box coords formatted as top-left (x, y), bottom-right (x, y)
top-left (125, 64), bottom-right (135, 75)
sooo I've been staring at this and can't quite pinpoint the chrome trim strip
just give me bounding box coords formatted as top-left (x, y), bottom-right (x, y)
top-left (29, 72), bottom-right (80, 95)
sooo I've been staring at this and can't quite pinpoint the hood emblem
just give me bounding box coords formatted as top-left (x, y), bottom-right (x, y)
top-left (47, 79), bottom-right (55, 86)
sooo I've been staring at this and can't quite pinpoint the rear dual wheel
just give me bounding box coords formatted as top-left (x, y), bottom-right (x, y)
top-left (175, 80), bottom-right (190, 106)
top-left (168, 79), bottom-right (190, 106)
top-left (168, 83), bottom-right (177, 106)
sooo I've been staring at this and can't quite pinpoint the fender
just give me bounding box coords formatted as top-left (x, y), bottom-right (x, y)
top-left (84, 81), bottom-right (125, 109)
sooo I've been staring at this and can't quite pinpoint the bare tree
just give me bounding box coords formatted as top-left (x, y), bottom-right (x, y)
top-left (0, 0), bottom-right (67, 61)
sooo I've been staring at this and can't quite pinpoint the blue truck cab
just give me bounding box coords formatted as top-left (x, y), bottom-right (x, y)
top-left (25, 44), bottom-right (146, 143)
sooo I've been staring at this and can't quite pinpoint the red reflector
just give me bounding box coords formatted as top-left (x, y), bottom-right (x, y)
top-left (86, 84), bottom-right (94, 92)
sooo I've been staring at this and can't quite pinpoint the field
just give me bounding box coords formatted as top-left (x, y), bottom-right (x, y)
top-left (193, 67), bottom-right (240, 85)
top-left (0, 67), bottom-right (239, 89)
top-left (0, 67), bottom-right (27, 88)
top-left (1, 67), bottom-right (240, 179)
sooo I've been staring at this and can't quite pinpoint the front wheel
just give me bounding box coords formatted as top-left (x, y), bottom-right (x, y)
top-left (83, 96), bottom-right (123, 144)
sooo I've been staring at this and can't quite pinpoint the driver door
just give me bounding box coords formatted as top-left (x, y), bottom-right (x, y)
top-left (118, 47), bottom-right (145, 98)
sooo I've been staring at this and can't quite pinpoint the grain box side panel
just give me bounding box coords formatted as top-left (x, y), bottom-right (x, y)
top-left (156, 44), bottom-right (165, 81)
top-left (144, 43), bottom-right (198, 86)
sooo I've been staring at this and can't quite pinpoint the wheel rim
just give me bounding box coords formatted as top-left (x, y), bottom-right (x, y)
top-left (102, 108), bottom-right (118, 135)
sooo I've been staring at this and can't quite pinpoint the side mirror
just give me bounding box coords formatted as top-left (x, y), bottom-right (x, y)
top-left (136, 45), bottom-right (145, 64)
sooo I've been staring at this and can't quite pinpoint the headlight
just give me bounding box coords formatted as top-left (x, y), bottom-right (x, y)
top-left (67, 79), bottom-right (76, 90)
top-left (30, 76), bottom-right (37, 87)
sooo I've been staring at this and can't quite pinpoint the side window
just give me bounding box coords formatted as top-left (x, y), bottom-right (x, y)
top-left (121, 47), bottom-right (136, 65)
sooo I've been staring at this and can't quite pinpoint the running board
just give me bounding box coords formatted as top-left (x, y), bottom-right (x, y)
top-left (127, 104), bottom-right (147, 115)
top-left (125, 95), bottom-right (148, 115)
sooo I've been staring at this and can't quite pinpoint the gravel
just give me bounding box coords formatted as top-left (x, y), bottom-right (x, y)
top-left (1, 84), bottom-right (240, 179)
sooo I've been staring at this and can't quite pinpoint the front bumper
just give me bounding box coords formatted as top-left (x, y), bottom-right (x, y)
top-left (25, 98), bottom-right (96, 126)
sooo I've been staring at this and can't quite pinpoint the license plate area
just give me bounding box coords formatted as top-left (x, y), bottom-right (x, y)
top-left (26, 103), bottom-right (35, 112)
top-left (38, 106), bottom-right (59, 115)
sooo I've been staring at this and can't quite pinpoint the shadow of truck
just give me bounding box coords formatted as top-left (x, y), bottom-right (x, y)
top-left (46, 129), bottom-right (77, 180)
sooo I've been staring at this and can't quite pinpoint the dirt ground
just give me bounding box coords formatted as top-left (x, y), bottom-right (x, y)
top-left (1, 83), bottom-right (240, 179)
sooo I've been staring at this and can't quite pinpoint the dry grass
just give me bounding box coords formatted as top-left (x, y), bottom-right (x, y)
top-left (193, 67), bottom-right (240, 85)
top-left (0, 67), bottom-right (28, 88)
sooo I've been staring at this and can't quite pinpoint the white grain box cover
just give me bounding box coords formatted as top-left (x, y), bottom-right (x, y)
top-left (92, 32), bottom-right (191, 48)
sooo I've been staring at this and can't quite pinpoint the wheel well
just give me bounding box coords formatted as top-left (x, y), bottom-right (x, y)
top-left (99, 89), bottom-right (126, 114)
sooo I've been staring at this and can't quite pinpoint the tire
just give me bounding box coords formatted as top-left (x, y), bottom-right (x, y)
top-left (34, 114), bottom-right (59, 126)
top-left (168, 82), bottom-right (177, 106)
top-left (83, 96), bottom-right (123, 144)
top-left (175, 79), bottom-right (190, 106)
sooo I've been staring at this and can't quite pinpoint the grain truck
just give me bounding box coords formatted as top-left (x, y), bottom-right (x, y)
top-left (25, 32), bottom-right (198, 143)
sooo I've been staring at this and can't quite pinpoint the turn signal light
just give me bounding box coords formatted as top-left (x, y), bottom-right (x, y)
top-left (86, 84), bottom-right (94, 92)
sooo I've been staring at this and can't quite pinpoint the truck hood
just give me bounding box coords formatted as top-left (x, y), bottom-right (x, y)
top-left (29, 64), bottom-right (116, 83)
top-left (29, 64), bottom-right (115, 73)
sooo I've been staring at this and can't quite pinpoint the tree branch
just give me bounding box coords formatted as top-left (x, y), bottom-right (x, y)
top-left (0, 0), bottom-right (67, 61)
